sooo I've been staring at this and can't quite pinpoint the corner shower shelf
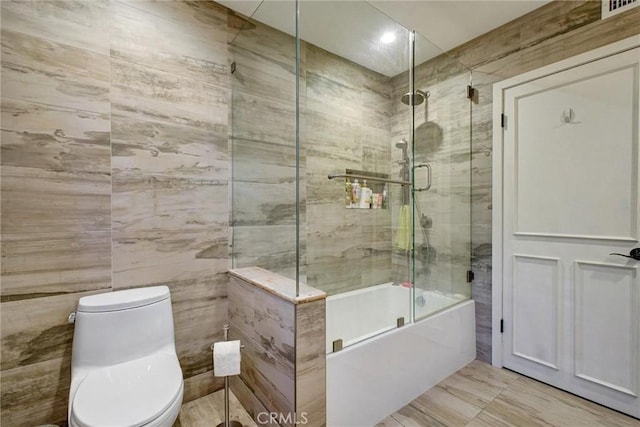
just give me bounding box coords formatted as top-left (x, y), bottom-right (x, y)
top-left (327, 173), bottom-right (410, 186)
top-left (329, 169), bottom-right (397, 210)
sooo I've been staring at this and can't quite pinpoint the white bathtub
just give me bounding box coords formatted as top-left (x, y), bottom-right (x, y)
top-left (326, 283), bottom-right (476, 426)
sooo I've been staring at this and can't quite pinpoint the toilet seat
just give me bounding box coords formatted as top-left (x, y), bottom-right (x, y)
top-left (70, 353), bottom-right (183, 427)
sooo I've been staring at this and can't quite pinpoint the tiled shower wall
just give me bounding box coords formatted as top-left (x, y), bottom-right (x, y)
top-left (389, 58), bottom-right (472, 306)
top-left (1, 1), bottom-right (231, 424)
top-left (230, 21), bottom-right (394, 296)
top-left (399, 1), bottom-right (639, 362)
top-left (305, 44), bottom-right (393, 296)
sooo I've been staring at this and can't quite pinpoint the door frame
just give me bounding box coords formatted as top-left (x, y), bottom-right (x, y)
top-left (491, 35), bottom-right (640, 368)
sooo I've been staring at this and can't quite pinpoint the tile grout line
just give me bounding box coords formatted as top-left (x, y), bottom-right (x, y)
top-left (459, 367), bottom-right (517, 427)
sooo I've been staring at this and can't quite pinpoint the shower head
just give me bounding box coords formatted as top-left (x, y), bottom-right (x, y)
top-left (395, 139), bottom-right (408, 149)
top-left (401, 90), bottom-right (430, 106)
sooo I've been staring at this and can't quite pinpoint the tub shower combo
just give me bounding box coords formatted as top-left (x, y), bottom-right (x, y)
top-left (229, 1), bottom-right (475, 425)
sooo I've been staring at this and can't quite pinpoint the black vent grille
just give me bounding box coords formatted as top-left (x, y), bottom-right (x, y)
top-left (609, 0), bottom-right (637, 11)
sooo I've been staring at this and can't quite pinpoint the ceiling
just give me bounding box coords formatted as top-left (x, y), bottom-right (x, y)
top-left (218, 0), bottom-right (553, 76)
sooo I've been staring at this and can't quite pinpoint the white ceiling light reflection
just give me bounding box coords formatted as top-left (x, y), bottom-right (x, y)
top-left (380, 31), bottom-right (396, 44)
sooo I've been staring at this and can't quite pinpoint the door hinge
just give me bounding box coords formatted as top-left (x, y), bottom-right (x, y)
top-left (230, 62), bottom-right (236, 74)
top-left (466, 270), bottom-right (474, 283)
top-left (500, 319), bottom-right (504, 333)
top-left (466, 85), bottom-right (476, 100)
top-left (501, 113), bottom-right (506, 128)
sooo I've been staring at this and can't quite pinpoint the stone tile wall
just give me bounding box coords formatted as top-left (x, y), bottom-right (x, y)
top-left (1, 1), bottom-right (231, 424)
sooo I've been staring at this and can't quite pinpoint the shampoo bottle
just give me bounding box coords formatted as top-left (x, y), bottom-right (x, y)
top-left (345, 179), bottom-right (352, 208)
top-left (352, 179), bottom-right (361, 207)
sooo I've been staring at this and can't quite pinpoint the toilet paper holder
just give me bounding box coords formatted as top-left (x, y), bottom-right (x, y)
top-left (211, 324), bottom-right (244, 427)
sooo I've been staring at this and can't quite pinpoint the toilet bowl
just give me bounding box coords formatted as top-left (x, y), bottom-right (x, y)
top-left (68, 286), bottom-right (184, 427)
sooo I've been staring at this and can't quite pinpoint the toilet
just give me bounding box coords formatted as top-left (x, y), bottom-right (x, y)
top-left (68, 286), bottom-right (184, 427)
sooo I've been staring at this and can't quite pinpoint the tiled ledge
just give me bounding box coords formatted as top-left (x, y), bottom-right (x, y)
top-left (228, 266), bottom-right (326, 304)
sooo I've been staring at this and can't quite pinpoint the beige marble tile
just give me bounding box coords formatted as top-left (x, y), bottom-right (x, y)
top-left (182, 370), bottom-right (224, 405)
top-left (112, 228), bottom-right (229, 289)
top-left (229, 276), bottom-right (296, 372)
top-left (231, 90), bottom-right (297, 145)
top-left (254, 293), bottom-right (295, 368)
top-left (0, 356), bottom-right (71, 427)
top-left (1, 98), bottom-right (110, 173)
top-left (230, 18), bottom-right (297, 75)
top-left (306, 72), bottom-right (362, 123)
top-left (111, 58), bottom-right (228, 132)
top-left (111, 114), bottom-right (228, 179)
top-left (231, 138), bottom-right (297, 184)
top-left (229, 326), bottom-right (295, 417)
top-left (111, 0), bottom-right (228, 88)
top-left (1, 166), bottom-right (110, 235)
top-left (0, 0), bottom-right (110, 55)
top-left (175, 316), bottom-right (227, 379)
top-left (0, 291), bottom-right (104, 370)
top-left (112, 172), bottom-right (228, 232)
top-left (232, 180), bottom-right (298, 226)
top-left (295, 299), bottom-right (326, 427)
top-left (0, 232), bottom-right (111, 301)
top-left (231, 44), bottom-right (297, 104)
top-left (1, 29), bottom-right (110, 114)
top-left (229, 267), bottom-right (325, 304)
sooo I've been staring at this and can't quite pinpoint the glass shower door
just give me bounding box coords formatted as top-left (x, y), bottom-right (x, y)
top-left (411, 32), bottom-right (472, 321)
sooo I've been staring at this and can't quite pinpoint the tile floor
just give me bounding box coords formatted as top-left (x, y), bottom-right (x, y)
top-left (177, 360), bottom-right (639, 427)
top-left (377, 360), bottom-right (639, 427)
top-left (175, 389), bottom-right (256, 427)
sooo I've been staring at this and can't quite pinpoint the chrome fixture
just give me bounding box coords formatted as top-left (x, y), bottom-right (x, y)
top-left (401, 89), bottom-right (430, 106)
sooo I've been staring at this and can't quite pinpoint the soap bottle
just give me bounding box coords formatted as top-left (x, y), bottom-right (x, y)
top-left (352, 179), bottom-right (360, 207)
top-left (360, 180), bottom-right (371, 209)
top-left (345, 179), bottom-right (352, 208)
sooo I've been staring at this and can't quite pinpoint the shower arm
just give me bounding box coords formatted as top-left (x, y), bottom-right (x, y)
top-left (327, 173), bottom-right (411, 187)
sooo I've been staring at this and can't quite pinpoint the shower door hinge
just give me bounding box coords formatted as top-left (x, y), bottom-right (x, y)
top-left (466, 85), bottom-right (476, 100)
top-left (466, 270), bottom-right (474, 283)
top-left (500, 319), bottom-right (504, 333)
top-left (501, 113), bottom-right (506, 128)
top-left (230, 62), bottom-right (236, 74)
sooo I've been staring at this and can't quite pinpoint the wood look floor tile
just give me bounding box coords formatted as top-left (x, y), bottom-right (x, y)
top-left (176, 389), bottom-right (256, 427)
top-left (393, 403), bottom-right (448, 427)
top-left (465, 410), bottom-right (518, 427)
top-left (387, 361), bottom-right (640, 427)
top-left (411, 384), bottom-right (484, 426)
top-left (375, 415), bottom-right (406, 427)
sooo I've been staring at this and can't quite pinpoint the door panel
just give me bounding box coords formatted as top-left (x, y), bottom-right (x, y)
top-left (574, 261), bottom-right (639, 397)
top-left (512, 254), bottom-right (560, 369)
top-left (502, 47), bottom-right (640, 418)
top-left (515, 65), bottom-right (637, 240)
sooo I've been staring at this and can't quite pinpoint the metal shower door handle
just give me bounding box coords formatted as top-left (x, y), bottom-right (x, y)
top-left (610, 248), bottom-right (640, 261)
top-left (413, 163), bottom-right (432, 192)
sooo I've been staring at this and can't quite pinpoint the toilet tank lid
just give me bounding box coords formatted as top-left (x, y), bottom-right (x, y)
top-left (78, 286), bottom-right (170, 313)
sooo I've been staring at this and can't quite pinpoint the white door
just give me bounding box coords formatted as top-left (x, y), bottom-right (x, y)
top-left (502, 47), bottom-right (640, 418)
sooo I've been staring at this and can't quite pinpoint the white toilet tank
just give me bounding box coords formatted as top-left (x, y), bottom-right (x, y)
top-left (72, 286), bottom-right (177, 368)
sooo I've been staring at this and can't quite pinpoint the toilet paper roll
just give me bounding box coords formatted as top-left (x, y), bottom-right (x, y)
top-left (213, 340), bottom-right (241, 377)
